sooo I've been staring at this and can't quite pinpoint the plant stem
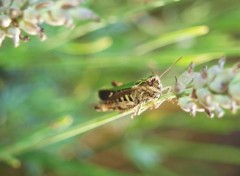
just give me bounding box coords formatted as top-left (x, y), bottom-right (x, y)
top-left (0, 92), bottom-right (175, 167)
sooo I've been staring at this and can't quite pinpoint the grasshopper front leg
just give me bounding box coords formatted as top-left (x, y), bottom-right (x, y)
top-left (131, 103), bottom-right (143, 119)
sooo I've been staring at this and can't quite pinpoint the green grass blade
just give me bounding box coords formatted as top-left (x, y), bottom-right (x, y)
top-left (0, 93), bottom-right (175, 167)
top-left (135, 25), bottom-right (209, 55)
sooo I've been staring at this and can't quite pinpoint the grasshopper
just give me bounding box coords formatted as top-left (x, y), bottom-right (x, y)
top-left (94, 58), bottom-right (182, 117)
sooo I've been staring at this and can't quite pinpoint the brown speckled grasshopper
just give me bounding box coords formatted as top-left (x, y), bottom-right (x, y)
top-left (95, 58), bottom-right (182, 117)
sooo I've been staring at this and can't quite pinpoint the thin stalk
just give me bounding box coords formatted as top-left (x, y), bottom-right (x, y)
top-left (0, 92), bottom-right (175, 167)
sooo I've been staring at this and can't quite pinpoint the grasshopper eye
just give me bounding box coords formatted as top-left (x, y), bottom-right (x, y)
top-left (148, 78), bottom-right (155, 86)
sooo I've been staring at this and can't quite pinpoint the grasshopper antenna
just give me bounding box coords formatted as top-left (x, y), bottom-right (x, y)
top-left (159, 57), bottom-right (182, 78)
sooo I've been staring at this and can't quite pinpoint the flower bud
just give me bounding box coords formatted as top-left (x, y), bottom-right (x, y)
top-left (8, 7), bottom-right (22, 19)
top-left (42, 9), bottom-right (68, 26)
top-left (59, 0), bottom-right (81, 9)
top-left (0, 30), bottom-right (6, 46)
top-left (196, 88), bottom-right (213, 108)
top-left (232, 62), bottom-right (240, 73)
top-left (69, 7), bottom-right (100, 21)
top-left (229, 72), bottom-right (240, 103)
top-left (193, 70), bottom-right (208, 88)
top-left (212, 104), bottom-right (224, 118)
top-left (6, 27), bottom-right (21, 47)
top-left (213, 95), bottom-right (233, 110)
top-left (23, 7), bottom-right (41, 24)
top-left (19, 20), bottom-right (41, 35)
top-left (207, 60), bottom-right (224, 82)
top-left (178, 96), bottom-right (204, 116)
top-left (218, 57), bottom-right (225, 69)
top-left (204, 95), bottom-right (224, 118)
top-left (176, 62), bottom-right (195, 88)
top-left (0, 15), bottom-right (12, 28)
top-left (39, 29), bottom-right (47, 41)
top-left (209, 69), bottom-right (234, 93)
top-left (176, 58), bottom-right (239, 118)
top-left (174, 77), bottom-right (186, 94)
top-left (34, 1), bottom-right (54, 10)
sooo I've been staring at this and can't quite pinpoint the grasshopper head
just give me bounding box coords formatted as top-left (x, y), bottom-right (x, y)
top-left (144, 75), bottom-right (163, 94)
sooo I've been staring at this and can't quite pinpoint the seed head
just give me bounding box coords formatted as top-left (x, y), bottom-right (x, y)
top-left (175, 58), bottom-right (240, 118)
top-left (0, 0), bottom-right (98, 47)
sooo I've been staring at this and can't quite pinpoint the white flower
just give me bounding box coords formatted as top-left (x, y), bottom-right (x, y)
top-left (175, 59), bottom-right (240, 118)
top-left (0, 0), bottom-right (98, 47)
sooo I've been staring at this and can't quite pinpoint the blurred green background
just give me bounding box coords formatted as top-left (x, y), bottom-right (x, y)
top-left (1, 0), bottom-right (240, 175)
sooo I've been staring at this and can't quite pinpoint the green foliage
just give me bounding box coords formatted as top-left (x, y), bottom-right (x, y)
top-left (1, 0), bottom-right (240, 175)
